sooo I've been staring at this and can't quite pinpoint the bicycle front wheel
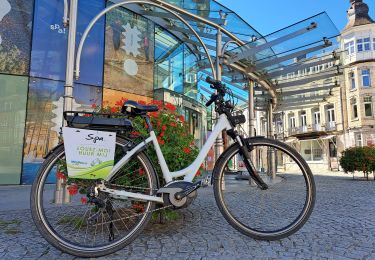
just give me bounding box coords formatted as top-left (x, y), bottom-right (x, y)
top-left (30, 137), bottom-right (158, 257)
top-left (213, 137), bottom-right (315, 240)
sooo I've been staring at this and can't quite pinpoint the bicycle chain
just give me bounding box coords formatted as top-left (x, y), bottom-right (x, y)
top-left (92, 204), bottom-right (173, 227)
top-left (91, 183), bottom-right (172, 226)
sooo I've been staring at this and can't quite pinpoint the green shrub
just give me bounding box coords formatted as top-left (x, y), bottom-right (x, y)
top-left (340, 146), bottom-right (375, 179)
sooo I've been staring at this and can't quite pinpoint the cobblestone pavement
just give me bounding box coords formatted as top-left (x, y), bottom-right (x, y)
top-left (0, 173), bottom-right (374, 259)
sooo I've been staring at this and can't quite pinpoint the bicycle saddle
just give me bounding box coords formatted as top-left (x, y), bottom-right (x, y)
top-left (121, 100), bottom-right (158, 115)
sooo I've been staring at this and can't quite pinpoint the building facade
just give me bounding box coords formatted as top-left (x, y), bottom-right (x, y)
top-left (2, 0), bottom-right (252, 184)
top-left (273, 0), bottom-right (375, 172)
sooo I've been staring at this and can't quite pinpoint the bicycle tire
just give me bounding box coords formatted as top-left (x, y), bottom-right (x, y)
top-left (30, 137), bottom-right (159, 257)
top-left (213, 137), bottom-right (315, 240)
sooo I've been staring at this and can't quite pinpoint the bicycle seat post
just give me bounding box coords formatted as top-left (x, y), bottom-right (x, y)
top-left (143, 115), bottom-right (153, 132)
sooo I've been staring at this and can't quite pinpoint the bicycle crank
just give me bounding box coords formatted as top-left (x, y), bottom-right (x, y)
top-left (157, 181), bottom-right (198, 209)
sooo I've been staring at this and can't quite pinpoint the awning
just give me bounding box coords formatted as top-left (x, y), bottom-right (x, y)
top-left (320, 135), bottom-right (335, 140)
top-left (285, 138), bottom-right (298, 143)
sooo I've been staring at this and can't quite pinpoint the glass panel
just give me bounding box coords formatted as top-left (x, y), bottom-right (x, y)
top-left (300, 141), bottom-right (312, 161)
top-left (161, 0), bottom-right (262, 43)
top-left (0, 0), bottom-right (34, 75)
top-left (22, 78), bottom-right (102, 184)
top-left (227, 12), bottom-right (339, 73)
top-left (104, 6), bottom-right (155, 97)
top-left (362, 69), bottom-right (371, 87)
top-left (30, 0), bottom-right (105, 86)
top-left (154, 26), bottom-right (183, 93)
top-left (365, 103), bottom-right (372, 117)
top-left (0, 74), bottom-right (28, 184)
top-left (184, 46), bottom-right (199, 100)
top-left (312, 140), bottom-right (323, 161)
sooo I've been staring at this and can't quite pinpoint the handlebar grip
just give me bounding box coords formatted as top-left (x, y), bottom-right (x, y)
top-left (205, 94), bottom-right (218, 107)
top-left (206, 76), bottom-right (220, 86)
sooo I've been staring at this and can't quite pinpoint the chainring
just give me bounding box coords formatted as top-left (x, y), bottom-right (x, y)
top-left (162, 181), bottom-right (198, 209)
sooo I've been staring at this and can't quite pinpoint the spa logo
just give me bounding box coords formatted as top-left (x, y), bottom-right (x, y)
top-left (85, 134), bottom-right (104, 144)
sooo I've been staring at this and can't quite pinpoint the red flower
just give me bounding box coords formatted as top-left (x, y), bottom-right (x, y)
top-left (111, 107), bottom-right (118, 113)
top-left (56, 171), bottom-right (67, 181)
top-left (132, 203), bottom-right (145, 213)
top-left (162, 125), bottom-right (167, 131)
top-left (139, 168), bottom-right (145, 176)
top-left (80, 197), bottom-right (88, 204)
top-left (150, 100), bottom-right (163, 109)
top-left (91, 103), bottom-right (97, 109)
top-left (157, 120), bottom-right (161, 127)
top-left (196, 170), bottom-right (201, 177)
top-left (165, 103), bottom-right (176, 112)
top-left (157, 136), bottom-right (165, 145)
top-left (159, 132), bottom-right (165, 137)
top-left (144, 122), bottom-right (149, 129)
top-left (149, 112), bottom-right (158, 118)
top-left (170, 122), bottom-right (177, 127)
top-left (183, 147), bottom-right (191, 154)
top-left (138, 100), bottom-right (146, 105)
top-left (178, 115), bottom-right (184, 122)
top-left (67, 184), bottom-right (78, 196)
top-left (130, 131), bottom-right (141, 137)
top-left (115, 100), bottom-right (123, 106)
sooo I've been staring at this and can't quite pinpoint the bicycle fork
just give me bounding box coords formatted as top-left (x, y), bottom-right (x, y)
top-left (236, 136), bottom-right (268, 190)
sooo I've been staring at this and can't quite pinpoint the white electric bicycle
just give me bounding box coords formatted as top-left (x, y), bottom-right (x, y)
top-left (30, 77), bottom-right (315, 257)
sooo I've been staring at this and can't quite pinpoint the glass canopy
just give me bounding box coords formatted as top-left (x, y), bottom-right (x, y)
top-left (108, 1), bottom-right (342, 110)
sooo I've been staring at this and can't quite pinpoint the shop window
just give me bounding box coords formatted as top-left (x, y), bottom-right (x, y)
top-left (351, 97), bottom-right (358, 119)
top-left (300, 140), bottom-right (323, 162)
top-left (22, 78), bottom-right (102, 184)
top-left (104, 7), bottom-right (155, 96)
top-left (362, 69), bottom-right (371, 87)
top-left (364, 96), bottom-right (373, 117)
top-left (0, 74), bottom-right (28, 184)
top-left (329, 138), bottom-right (337, 157)
top-left (31, 0), bottom-right (105, 86)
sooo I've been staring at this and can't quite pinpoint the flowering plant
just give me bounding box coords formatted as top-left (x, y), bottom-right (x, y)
top-left (97, 98), bottom-right (203, 185)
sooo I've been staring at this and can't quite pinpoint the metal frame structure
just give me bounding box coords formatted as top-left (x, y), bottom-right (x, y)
top-left (62, 0), bottom-right (343, 165)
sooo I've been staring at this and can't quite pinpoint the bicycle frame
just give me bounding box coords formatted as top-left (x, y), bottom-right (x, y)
top-left (107, 113), bottom-right (232, 183)
top-left (101, 114), bottom-right (233, 203)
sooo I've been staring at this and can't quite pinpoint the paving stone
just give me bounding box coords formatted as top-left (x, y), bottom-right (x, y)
top-left (0, 174), bottom-right (374, 259)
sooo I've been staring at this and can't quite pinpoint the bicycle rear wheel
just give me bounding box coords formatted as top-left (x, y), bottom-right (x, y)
top-left (213, 137), bottom-right (315, 240)
top-left (30, 137), bottom-right (158, 257)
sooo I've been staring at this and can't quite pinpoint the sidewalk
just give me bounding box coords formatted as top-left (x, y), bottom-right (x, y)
top-left (0, 185), bottom-right (31, 211)
top-left (0, 173), bottom-right (374, 259)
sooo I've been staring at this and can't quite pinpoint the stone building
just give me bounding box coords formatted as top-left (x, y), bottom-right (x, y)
top-left (272, 0), bottom-right (375, 172)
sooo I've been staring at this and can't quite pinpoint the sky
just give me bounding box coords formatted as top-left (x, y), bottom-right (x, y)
top-left (218, 0), bottom-right (375, 35)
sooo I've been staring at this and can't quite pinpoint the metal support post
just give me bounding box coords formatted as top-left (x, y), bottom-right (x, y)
top-left (248, 80), bottom-right (255, 137)
top-left (214, 28), bottom-right (224, 161)
top-left (55, 0), bottom-right (78, 205)
top-left (64, 0), bottom-right (78, 118)
top-left (267, 101), bottom-right (276, 179)
top-left (248, 80), bottom-right (256, 185)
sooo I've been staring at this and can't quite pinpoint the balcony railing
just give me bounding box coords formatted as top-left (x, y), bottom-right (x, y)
top-left (299, 126), bottom-right (308, 133)
top-left (288, 127), bottom-right (298, 136)
top-left (326, 121), bottom-right (336, 131)
top-left (312, 124), bottom-right (321, 131)
top-left (285, 122), bottom-right (335, 137)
